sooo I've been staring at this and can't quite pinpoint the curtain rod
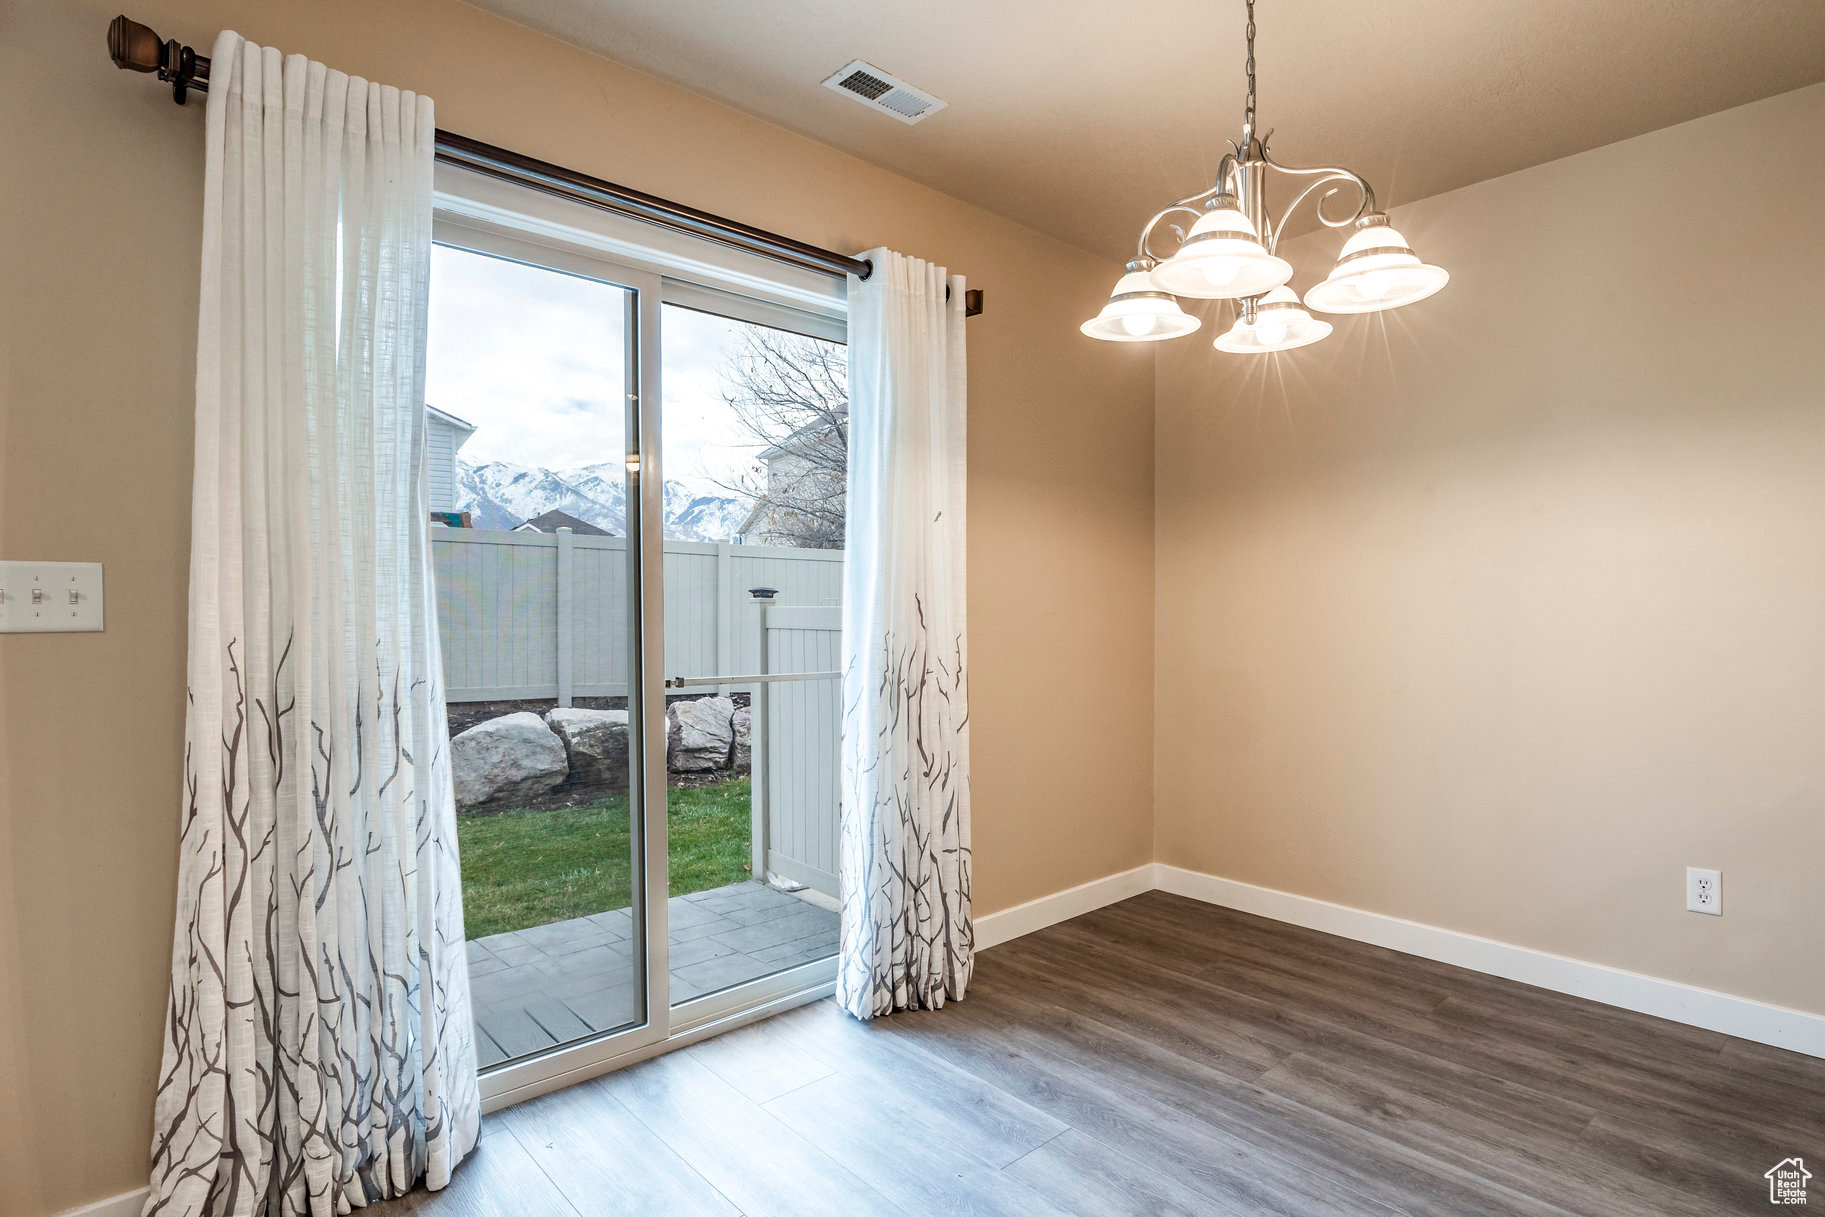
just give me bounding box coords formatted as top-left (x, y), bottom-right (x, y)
top-left (108, 15), bottom-right (982, 313)
top-left (106, 16), bottom-right (869, 281)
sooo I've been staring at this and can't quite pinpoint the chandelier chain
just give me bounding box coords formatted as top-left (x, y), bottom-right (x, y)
top-left (1243, 0), bottom-right (1257, 149)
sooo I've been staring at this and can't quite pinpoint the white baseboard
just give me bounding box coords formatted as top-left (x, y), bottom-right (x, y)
top-left (1154, 864), bottom-right (1825, 1060)
top-left (974, 863), bottom-right (1154, 950)
top-left (53, 1189), bottom-right (147, 1217)
top-left (969, 861), bottom-right (1824, 1059)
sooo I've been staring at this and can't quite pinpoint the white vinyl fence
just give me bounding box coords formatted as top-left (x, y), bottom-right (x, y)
top-left (431, 530), bottom-right (842, 700)
top-left (752, 604), bottom-right (842, 897)
top-left (432, 528), bottom-right (844, 897)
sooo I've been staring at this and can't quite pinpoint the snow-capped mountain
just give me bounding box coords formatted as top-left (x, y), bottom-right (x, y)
top-left (454, 459), bottom-right (750, 543)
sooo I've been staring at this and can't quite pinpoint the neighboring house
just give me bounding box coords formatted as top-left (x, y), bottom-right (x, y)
top-left (736, 422), bottom-right (845, 548)
top-left (425, 405), bottom-right (476, 514)
top-left (514, 508), bottom-right (612, 536)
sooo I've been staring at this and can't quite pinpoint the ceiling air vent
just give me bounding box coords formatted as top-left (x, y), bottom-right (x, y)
top-left (820, 60), bottom-right (947, 125)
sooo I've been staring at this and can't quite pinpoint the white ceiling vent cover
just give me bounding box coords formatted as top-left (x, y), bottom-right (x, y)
top-left (820, 60), bottom-right (947, 125)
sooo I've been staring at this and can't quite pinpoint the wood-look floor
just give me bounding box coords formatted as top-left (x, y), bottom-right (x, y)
top-left (396, 892), bottom-right (1821, 1217)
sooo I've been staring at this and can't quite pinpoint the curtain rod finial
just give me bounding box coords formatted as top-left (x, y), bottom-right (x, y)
top-left (108, 15), bottom-right (207, 103)
top-left (107, 15), bottom-right (163, 73)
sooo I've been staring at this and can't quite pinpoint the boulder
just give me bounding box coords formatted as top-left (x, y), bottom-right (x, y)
top-left (450, 712), bottom-right (568, 810)
top-left (544, 707), bottom-right (631, 795)
top-left (668, 696), bottom-right (735, 772)
top-left (731, 704), bottom-right (753, 772)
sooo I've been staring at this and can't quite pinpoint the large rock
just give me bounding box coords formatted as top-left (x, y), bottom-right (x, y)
top-left (668, 696), bottom-right (735, 772)
top-left (451, 712), bottom-right (567, 810)
top-left (545, 707), bottom-right (631, 795)
top-left (732, 704), bottom-right (753, 772)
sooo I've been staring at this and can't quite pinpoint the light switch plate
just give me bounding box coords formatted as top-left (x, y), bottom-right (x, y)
top-left (0, 561), bottom-right (104, 632)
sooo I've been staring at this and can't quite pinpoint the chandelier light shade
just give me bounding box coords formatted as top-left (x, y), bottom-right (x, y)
top-left (1080, 0), bottom-right (1447, 352)
top-left (1213, 286), bottom-right (1331, 353)
top-left (1302, 215), bottom-right (1450, 314)
top-left (1080, 258), bottom-right (1203, 341)
top-left (1148, 197), bottom-right (1293, 300)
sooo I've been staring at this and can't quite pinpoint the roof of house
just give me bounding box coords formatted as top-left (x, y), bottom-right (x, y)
top-left (514, 509), bottom-right (612, 536)
top-left (757, 418), bottom-right (842, 462)
top-left (425, 404), bottom-right (477, 444)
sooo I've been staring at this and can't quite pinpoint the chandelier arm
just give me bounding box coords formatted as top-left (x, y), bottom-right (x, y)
top-left (1213, 151), bottom-right (1241, 200)
top-left (1271, 173), bottom-right (1366, 239)
top-left (1259, 144), bottom-right (1377, 198)
top-left (1174, 181), bottom-right (1229, 212)
top-left (1256, 154), bottom-right (1379, 253)
top-left (1136, 202), bottom-right (1212, 262)
top-left (1252, 149), bottom-right (1278, 251)
top-left (1132, 147), bottom-right (1251, 262)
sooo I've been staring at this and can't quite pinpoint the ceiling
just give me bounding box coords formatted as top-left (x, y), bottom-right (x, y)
top-left (465, 0), bottom-right (1825, 261)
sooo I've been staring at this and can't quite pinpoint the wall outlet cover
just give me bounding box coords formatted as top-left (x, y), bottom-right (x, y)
top-left (1686, 866), bottom-right (1721, 916)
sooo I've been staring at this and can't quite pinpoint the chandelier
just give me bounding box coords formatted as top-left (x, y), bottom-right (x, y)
top-left (1082, 0), bottom-right (1447, 351)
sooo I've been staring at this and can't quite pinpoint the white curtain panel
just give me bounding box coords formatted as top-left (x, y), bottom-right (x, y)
top-left (837, 249), bottom-right (973, 1019)
top-left (146, 32), bottom-right (478, 1217)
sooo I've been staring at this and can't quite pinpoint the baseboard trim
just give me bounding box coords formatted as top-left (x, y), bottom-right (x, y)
top-left (970, 862), bottom-right (1823, 1059)
top-left (1154, 864), bottom-right (1825, 1060)
top-left (974, 863), bottom-right (1154, 950)
top-left (53, 1188), bottom-right (147, 1217)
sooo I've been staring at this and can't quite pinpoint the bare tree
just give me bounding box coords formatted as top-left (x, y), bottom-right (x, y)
top-left (714, 325), bottom-right (849, 549)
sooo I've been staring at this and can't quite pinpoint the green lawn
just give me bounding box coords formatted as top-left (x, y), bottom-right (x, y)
top-left (457, 778), bottom-right (752, 939)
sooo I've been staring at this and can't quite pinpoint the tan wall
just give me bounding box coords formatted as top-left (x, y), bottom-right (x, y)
top-left (0, 2), bottom-right (1156, 1212)
top-left (1156, 83), bottom-right (1825, 1019)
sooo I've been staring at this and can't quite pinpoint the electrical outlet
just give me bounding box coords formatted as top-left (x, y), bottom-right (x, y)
top-left (1686, 867), bottom-right (1721, 916)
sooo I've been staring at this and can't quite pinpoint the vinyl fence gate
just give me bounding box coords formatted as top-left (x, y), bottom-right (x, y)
top-left (750, 603), bottom-right (842, 899)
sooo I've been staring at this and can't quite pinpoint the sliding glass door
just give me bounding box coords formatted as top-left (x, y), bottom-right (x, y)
top-left (424, 200), bottom-right (843, 1102)
top-left (426, 238), bottom-right (664, 1086)
top-left (658, 303), bottom-right (846, 1014)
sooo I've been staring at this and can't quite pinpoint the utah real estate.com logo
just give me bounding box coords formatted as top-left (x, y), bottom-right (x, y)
top-left (1767, 1158), bottom-right (1811, 1206)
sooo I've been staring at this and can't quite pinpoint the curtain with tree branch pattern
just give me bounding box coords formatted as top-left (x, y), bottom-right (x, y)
top-left (836, 249), bottom-right (972, 1019)
top-left (145, 32), bottom-right (479, 1217)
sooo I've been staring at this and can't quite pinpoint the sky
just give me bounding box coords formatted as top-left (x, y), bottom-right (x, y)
top-left (424, 243), bottom-right (763, 494)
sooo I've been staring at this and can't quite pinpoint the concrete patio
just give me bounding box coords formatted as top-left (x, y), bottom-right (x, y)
top-left (463, 880), bottom-right (839, 1068)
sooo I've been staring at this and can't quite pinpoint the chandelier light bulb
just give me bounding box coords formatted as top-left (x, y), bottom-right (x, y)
top-left (1202, 260), bottom-right (1243, 289)
top-left (1354, 270), bottom-right (1401, 301)
top-left (1304, 214), bottom-right (1449, 315)
top-left (1080, 259), bottom-right (1202, 342)
top-left (1213, 286), bottom-right (1332, 354)
top-left (1149, 198), bottom-right (1293, 300)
